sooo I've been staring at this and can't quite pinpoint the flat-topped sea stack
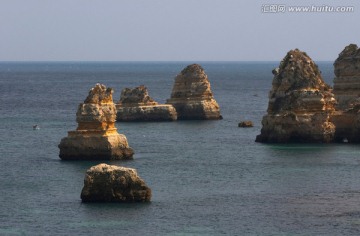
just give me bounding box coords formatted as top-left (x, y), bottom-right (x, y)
top-left (333, 44), bottom-right (360, 110)
top-left (166, 64), bottom-right (222, 120)
top-left (59, 84), bottom-right (134, 160)
top-left (81, 163), bottom-right (151, 203)
top-left (116, 85), bottom-right (177, 121)
top-left (256, 49), bottom-right (336, 143)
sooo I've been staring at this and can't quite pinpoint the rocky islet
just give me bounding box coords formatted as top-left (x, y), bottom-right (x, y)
top-left (166, 64), bottom-right (222, 120)
top-left (116, 85), bottom-right (177, 121)
top-left (256, 49), bottom-right (336, 143)
top-left (58, 83), bottom-right (134, 160)
top-left (81, 163), bottom-right (151, 203)
top-left (257, 45), bottom-right (360, 143)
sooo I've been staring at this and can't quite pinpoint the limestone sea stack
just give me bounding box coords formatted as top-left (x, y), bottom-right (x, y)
top-left (333, 44), bottom-right (360, 110)
top-left (58, 84), bottom-right (134, 160)
top-left (166, 64), bottom-right (222, 120)
top-left (116, 85), bottom-right (177, 121)
top-left (81, 163), bottom-right (151, 202)
top-left (256, 49), bottom-right (336, 143)
top-left (331, 44), bottom-right (360, 142)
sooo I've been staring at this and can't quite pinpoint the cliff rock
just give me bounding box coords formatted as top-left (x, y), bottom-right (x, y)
top-left (256, 49), bottom-right (336, 143)
top-left (116, 85), bottom-right (177, 121)
top-left (331, 100), bottom-right (360, 142)
top-left (59, 83), bottom-right (134, 160)
top-left (333, 44), bottom-right (360, 110)
top-left (166, 64), bottom-right (222, 120)
top-left (81, 163), bottom-right (151, 202)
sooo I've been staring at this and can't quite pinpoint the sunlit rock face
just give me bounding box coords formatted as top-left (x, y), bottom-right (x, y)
top-left (166, 64), bottom-right (222, 120)
top-left (256, 49), bottom-right (336, 143)
top-left (59, 83), bottom-right (134, 160)
top-left (81, 163), bottom-right (151, 203)
top-left (116, 85), bottom-right (177, 121)
top-left (333, 44), bottom-right (360, 111)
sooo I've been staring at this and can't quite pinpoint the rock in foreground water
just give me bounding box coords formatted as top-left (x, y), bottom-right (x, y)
top-left (59, 83), bottom-right (134, 160)
top-left (81, 163), bottom-right (151, 203)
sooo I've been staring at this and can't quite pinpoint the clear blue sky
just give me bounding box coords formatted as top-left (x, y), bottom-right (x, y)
top-left (1, 0), bottom-right (359, 61)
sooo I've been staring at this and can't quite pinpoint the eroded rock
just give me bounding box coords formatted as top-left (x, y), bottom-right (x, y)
top-left (333, 44), bottom-right (360, 110)
top-left (81, 163), bottom-right (151, 202)
top-left (238, 121), bottom-right (253, 128)
top-left (256, 49), bottom-right (336, 143)
top-left (166, 64), bottom-right (222, 120)
top-left (59, 83), bottom-right (134, 160)
top-left (116, 85), bottom-right (177, 121)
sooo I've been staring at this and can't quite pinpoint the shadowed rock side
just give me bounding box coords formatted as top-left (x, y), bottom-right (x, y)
top-left (331, 105), bottom-right (360, 143)
top-left (331, 44), bottom-right (360, 142)
top-left (256, 49), bottom-right (336, 143)
top-left (81, 163), bottom-right (151, 203)
top-left (116, 85), bottom-right (177, 121)
top-left (166, 64), bottom-right (222, 120)
top-left (333, 44), bottom-right (360, 110)
top-left (58, 83), bottom-right (134, 160)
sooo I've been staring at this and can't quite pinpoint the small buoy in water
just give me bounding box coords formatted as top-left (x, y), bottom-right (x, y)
top-left (33, 125), bottom-right (40, 130)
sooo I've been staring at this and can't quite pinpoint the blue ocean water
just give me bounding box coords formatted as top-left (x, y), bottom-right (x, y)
top-left (1, 62), bottom-right (360, 235)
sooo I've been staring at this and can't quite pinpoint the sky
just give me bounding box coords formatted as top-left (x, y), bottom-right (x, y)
top-left (1, 0), bottom-right (359, 61)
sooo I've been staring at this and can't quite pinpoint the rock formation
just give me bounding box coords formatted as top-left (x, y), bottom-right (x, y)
top-left (116, 85), bottom-right (177, 121)
top-left (238, 121), bottom-right (253, 128)
top-left (59, 83), bottom-right (134, 160)
top-left (256, 49), bottom-right (336, 143)
top-left (331, 105), bottom-right (360, 143)
top-left (333, 44), bottom-right (360, 110)
top-left (166, 64), bottom-right (222, 120)
top-left (331, 44), bottom-right (360, 142)
top-left (81, 163), bottom-right (151, 203)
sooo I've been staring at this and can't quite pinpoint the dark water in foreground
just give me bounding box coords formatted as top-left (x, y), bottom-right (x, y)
top-left (1, 62), bottom-right (360, 235)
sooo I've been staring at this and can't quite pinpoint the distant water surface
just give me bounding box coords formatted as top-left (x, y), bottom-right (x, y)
top-left (1, 61), bottom-right (360, 235)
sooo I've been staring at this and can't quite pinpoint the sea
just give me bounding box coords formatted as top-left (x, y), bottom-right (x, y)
top-left (1, 61), bottom-right (360, 236)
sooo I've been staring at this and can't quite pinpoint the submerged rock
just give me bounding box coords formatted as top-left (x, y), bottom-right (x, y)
top-left (238, 121), bottom-right (253, 128)
top-left (256, 49), bottom-right (336, 143)
top-left (116, 85), bottom-right (177, 121)
top-left (58, 83), bottom-right (134, 160)
top-left (81, 163), bottom-right (151, 203)
top-left (333, 44), bottom-right (360, 110)
top-left (166, 64), bottom-right (222, 120)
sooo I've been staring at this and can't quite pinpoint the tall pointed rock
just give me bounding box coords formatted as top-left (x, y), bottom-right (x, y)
top-left (166, 64), bottom-right (222, 120)
top-left (256, 49), bottom-right (336, 143)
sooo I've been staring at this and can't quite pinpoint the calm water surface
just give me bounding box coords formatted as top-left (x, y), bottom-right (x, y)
top-left (1, 62), bottom-right (360, 235)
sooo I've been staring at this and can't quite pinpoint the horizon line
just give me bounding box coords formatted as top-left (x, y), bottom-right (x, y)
top-left (0, 60), bottom-right (335, 63)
